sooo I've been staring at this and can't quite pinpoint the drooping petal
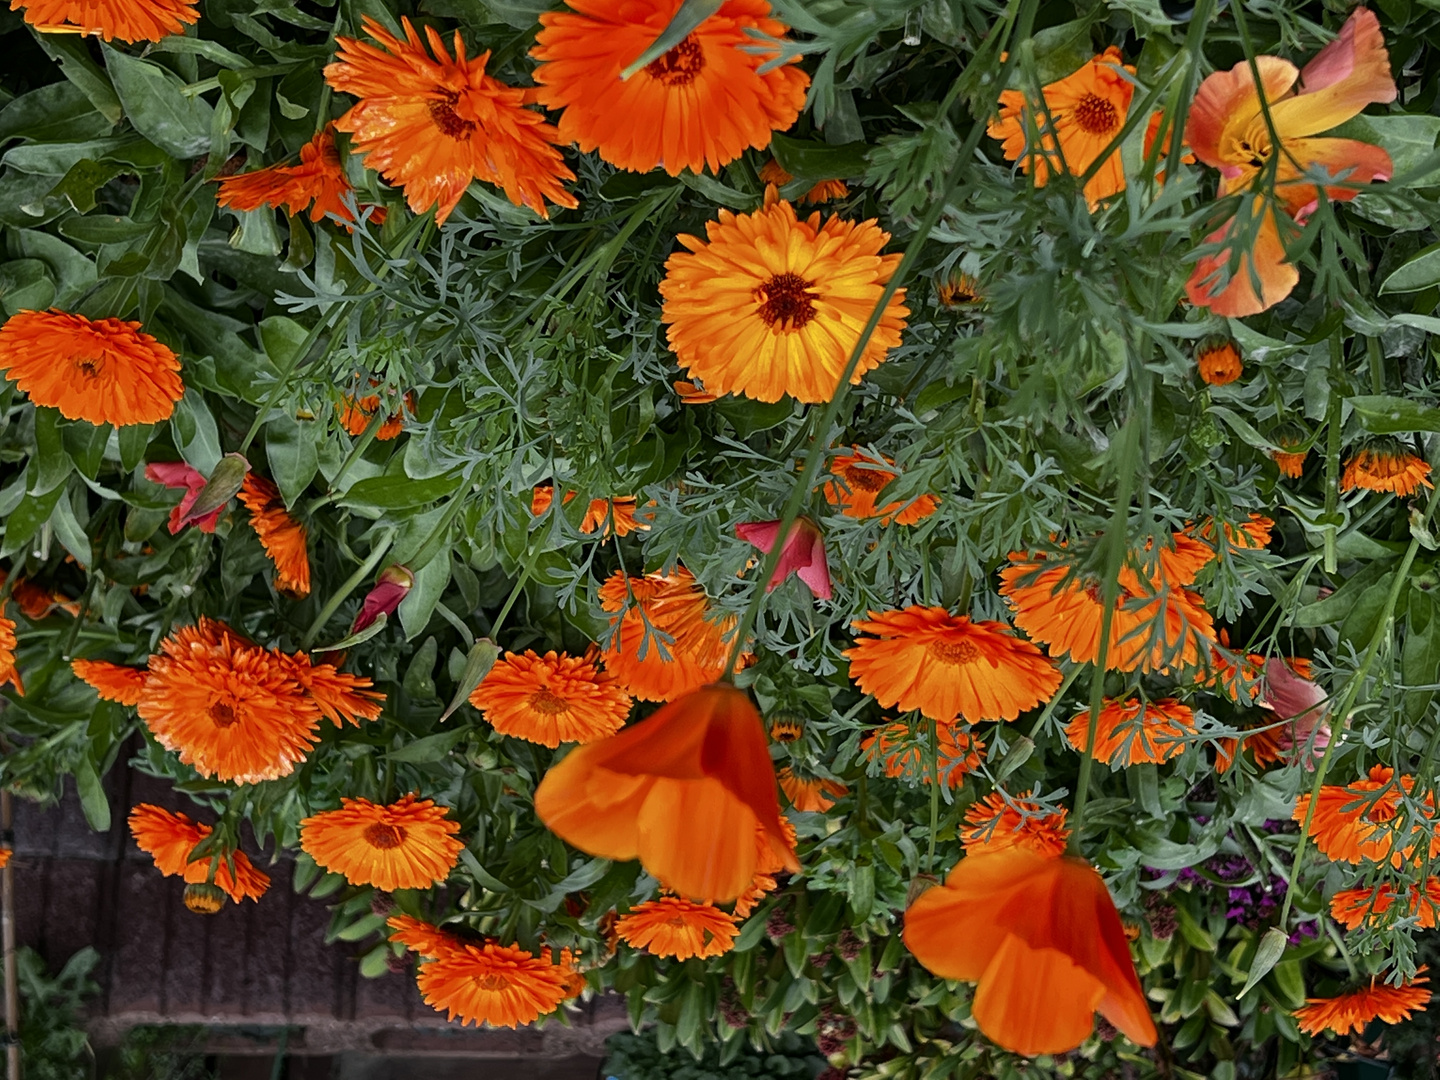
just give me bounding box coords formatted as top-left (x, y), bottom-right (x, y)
top-left (972, 936), bottom-right (1106, 1057)
top-left (1185, 197), bottom-right (1300, 317)
top-left (1274, 7), bottom-right (1397, 139)
top-left (1275, 136), bottom-right (1393, 217)
top-left (1185, 56), bottom-right (1297, 171)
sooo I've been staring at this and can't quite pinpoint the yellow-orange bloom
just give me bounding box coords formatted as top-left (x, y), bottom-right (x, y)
top-left (1196, 339), bottom-right (1242, 386)
top-left (469, 649), bottom-right (631, 747)
top-left (905, 849), bottom-right (1157, 1056)
top-left (388, 913), bottom-right (470, 958)
top-left (128, 804), bottom-right (269, 902)
top-left (1329, 879), bottom-right (1440, 931)
top-left (822, 448), bottom-right (940, 525)
top-left (1273, 440), bottom-right (1308, 479)
top-left (9, 0), bottom-right (196, 40)
top-left (217, 129), bottom-right (359, 224)
top-left (757, 159), bottom-right (849, 205)
top-left (300, 793), bottom-right (464, 892)
top-left (1294, 968), bottom-right (1430, 1036)
top-left (962, 792), bottom-right (1070, 858)
top-left (0, 616), bottom-right (21, 696)
top-left (777, 767), bottom-right (847, 813)
top-left (1065, 698), bottom-right (1196, 766)
top-left (71, 658), bottom-right (145, 705)
top-left (936, 270), bottom-right (983, 308)
top-left (531, 485), bottom-right (650, 538)
top-left (616, 897), bottom-right (739, 959)
top-left (326, 17), bottom-right (576, 225)
top-left (660, 188), bottom-right (908, 404)
top-left (845, 607), bottom-right (1061, 723)
top-left (531, 0), bottom-right (808, 177)
top-left (1341, 446), bottom-right (1433, 498)
top-left (1294, 765), bottom-right (1436, 866)
top-left (861, 721), bottom-right (984, 788)
top-left (238, 475), bottom-right (311, 598)
top-left (415, 941), bottom-right (572, 1027)
top-left (337, 391), bottom-right (412, 440)
top-left (0, 310), bottom-right (183, 427)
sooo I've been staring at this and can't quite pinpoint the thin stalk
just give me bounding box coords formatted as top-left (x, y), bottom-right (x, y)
top-left (300, 529), bottom-right (395, 649)
top-left (489, 534), bottom-right (548, 642)
top-left (927, 715), bottom-right (941, 872)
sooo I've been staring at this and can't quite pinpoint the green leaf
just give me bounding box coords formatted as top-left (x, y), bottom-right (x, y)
top-left (169, 390), bottom-right (222, 474)
top-left (74, 756), bottom-right (111, 832)
top-left (31, 407), bottom-right (72, 496)
top-left (440, 638), bottom-right (501, 721)
top-left (847, 863), bottom-right (874, 921)
top-left (1238, 927), bottom-right (1287, 998)
top-left (399, 556), bottom-right (451, 642)
top-left (265, 413), bottom-right (320, 508)
top-left (117, 423), bottom-right (152, 472)
top-left (1380, 242), bottom-right (1440, 294)
top-left (387, 728), bottom-right (466, 763)
top-left (32, 36), bottom-right (123, 125)
top-left (1348, 393), bottom-right (1440, 434)
top-left (102, 45), bottom-right (214, 159)
top-left (0, 81), bottom-right (114, 144)
top-left (769, 133), bottom-right (870, 181)
top-left (1403, 587), bottom-right (1440, 721)
top-left (340, 472), bottom-right (463, 511)
top-left (619, 0), bottom-right (723, 79)
top-left (1332, 113), bottom-right (1440, 186)
top-left (0, 260), bottom-right (56, 316)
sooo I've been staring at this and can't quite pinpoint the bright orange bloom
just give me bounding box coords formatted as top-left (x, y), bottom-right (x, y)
top-left (0, 310), bottom-right (183, 427)
top-left (757, 159), bottom-right (850, 205)
top-left (337, 391), bottom-right (413, 440)
top-left (1341, 446), bottom-right (1433, 497)
top-left (936, 271), bottom-right (983, 308)
top-left (530, 485), bottom-right (650, 538)
top-left (1196, 339), bottom-right (1242, 386)
top-left (1273, 440), bottom-right (1308, 478)
top-left (660, 189), bottom-right (908, 404)
top-left (1197, 513), bottom-right (1275, 554)
top-left (1065, 698), bottom-right (1196, 766)
top-left (238, 475), bottom-right (311, 598)
top-left (861, 721), bottom-right (984, 788)
top-left (71, 658), bottom-right (145, 705)
top-left (846, 607), bottom-right (1061, 723)
top-left (0, 851), bottom-right (10, 869)
top-left (531, 0), bottom-right (808, 177)
top-left (326, 17), bottom-right (576, 225)
top-left (1185, 8), bottom-right (1396, 316)
top-left (9, 0), bottom-right (196, 40)
top-left (1295, 968), bottom-right (1431, 1036)
top-left (1, 572), bottom-right (80, 620)
top-left (0, 616), bottom-right (21, 696)
top-left (300, 794), bottom-right (463, 891)
top-left (905, 849), bottom-right (1157, 1056)
top-left (962, 793), bottom-right (1070, 858)
top-left (217, 129), bottom-right (358, 224)
top-left (469, 649), bottom-right (631, 747)
top-left (535, 683), bottom-right (797, 902)
top-left (777, 767), bottom-right (847, 812)
top-left (128, 804), bottom-right (269, 902)
top-left (1294, 765), bottom-right (1436, 866)
top-left (822, 448), bottom-right (940, 526)
top-left (1329, 879), bottom-right (1440, 931)
top-left (388, 914), bottom-right (470, 959)
top-left (415, 941), bottom-right (572, 1027)
top-left (1147, 530), bottom-right (1216, 588)
top-left (616, 896), bottom-right (740, 959)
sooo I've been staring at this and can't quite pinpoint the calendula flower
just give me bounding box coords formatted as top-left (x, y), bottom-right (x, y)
top-left (0, 310), bottom-right (183, 427)
top-left (777, 767), bottom-right (847, 812)
top-left (1196, 513), bottom-right (1274, 554)
top-left (238, 475), bottom-right (311, 598)
top-left (1294, 765), bottom-right (1436, 866)
top-left (145, 462), bottom-right (227, 535)
top-left (673, 379), bottom-right (719, 404)
top-left (768, 715), bottom-right (803, 743)
top-left (1329, 879), bottom-right (1440, 931)
top-left (735, 517), bottom-right (832, 599)
top-left (822, 448), bottom-right (940, 525)
top-left (71, 658), bottom-right (145, 705)
top-left (531, 485), bottom-right (650, 537)
top-left (1196, 338), bottom-right (1242, 386)
top-left (861, 721), bottom-right (984, 788)
top-left (3, 574), bottom-right (78, 620)
top-left (300, 794), bottom-right (464, 891)
top-left (9, 0), bottom-right (197, 41)
top-left (415, 941), bottom-right (573, 1027)
top-left (1294, 968), bottom-right (1431, 1036)
top-left (936, 270), bottom-right (983, 308)
top-left (905, 849), bottom-right (1157, 1055)
top-left (616, 897), bottom-right (740, 959)
top-left (1066, 698), bottom-right (1195, 766)
top-left (1185, 8), bottom-right (1396, 316)
top-left (388, 913), bottom-right (470, 958)
top-left (757, 158), bottom-right (849, 205)
top-left (659, 188), bottom-right (908, 404)
top-left (469, 649), bottom-right (631, 747)
top-left (1272, 435), bottom-right (1309, 478)
top-left (217, 129), bottom-right (358, 224)
top-left (128, 804), bottom-right (269, 902)
top-left (846, 607), bottom-right (1061, 723)
top-left (530, 0), bottom-right (808, 177)
top-left (0, 616), bottom-right (22, 696)
top-left (535, 683), bottom-right (797, 902)
top-left (352, 565), bottom-right (413, 634)
top-left (337, 391), bottom-right (413, 440)
top-left (326, 17), bottom-right (576, 224)
top-left (962, 792), bottom-right (1070, 858)
top-left (1341, 444), bottom-right (1433, 497)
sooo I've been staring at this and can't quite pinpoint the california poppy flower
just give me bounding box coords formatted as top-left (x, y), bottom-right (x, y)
top-left (326, 17), bottom-right (576, 225)
top-left (470, 649), bottom-right (631, 747)
top-left (415, 941), bottom-right (573, 1027)
top-left (1294, 765), bottom-right (1436, 866)
top-left (145, 462), bottom-right (228, 535)
top-left (659, 188), bottom-right (908, 404)
top-left (1294, 968), bottom-right (1431, 1036)
top-left (1330, 879), bottom-right (1440, 931)
top-left (962, 792), bottom-right (1070, 858)
top-left (531, 485), bottom-right (651, 538)
top-left (0, 616), bottom-right (22, 696)
top-left (0, 310), bottom-right (184, 427)
top-left (846, 607), bottom-right (1061, 723)
top-left (534, 683), bottom-right (797, 902)
top-left (598, 569), bottom-right (742, 701)
top-left (1196, 338), bottom-right (1242, 386)
top-left (860, 721), bottom-right (984, 788)
top-left (777, 767), bottom-right (847, 812)
top-left (530, 0), bottom-right (808, 177)
top-left (904, 849), bottom-right (1157, 1055)
top-left (72, 658), bottom-right (145, 705)
top-left (9, 0), bottom-right (197, 41)
top-left (238, 475), bottom-right (311, 597)
top-left (821, 448), bottom-right (940, 526)
top-left (217, 129), bottom-right (359, 224)
top-left (615, 896), bottom-right (740, 959)
top-left (352, 564), bottom-right (413, 634)
top-left (757, 159), bottom-right (849, 205)
top-left (735, 517), bottom-right (832, 599)
top-left (1341, 444), bottom-right (1433, 497)
top-left (1185, 8), bottom-right (1397, 316)
top-left (1065, 698), bottom-right (1196, 766)
top-left (337, 390), bottom-right (413, 440)
top-left (128, 804), bottom-right (269, 902)
top-left (300, 794), bottom-right (464, 891)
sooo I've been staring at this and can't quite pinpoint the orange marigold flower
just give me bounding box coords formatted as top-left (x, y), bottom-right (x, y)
top-left (531, 0), bottom-right (808, 177)
top-left (1065, 698), bottom-right (1195, 766)
top-left (9, 0), bottom-right (196, 41)
top-left (1330, 879), bottom-right (1440, 931)
top-left (388, 913), bottom-right (470, 959)
top-left (337, 391), bottom-right (413, 440)
top-left (535, 683), bottom-right (797, 903)
top-left (300, 793), bottom-right (464, 892)
top-left (1341, 445), bottom-right (1433, 498)
top-left (731, 873), bottom-right (776, 919)
top-left (1273, 441), bottom-right (1308, 479)
top-left (905, 849), bottom-right (1157, 1055)
top-left (777, 767), bottom-right (847, 812)
top-left (238, 475), bottom-right (311, 598)
top-left (72, 658), bottom-right (145, 705)
top-left (1294, 968), bottom-right (1431, 1036)
top-left (1294, 765), bottom-right (1436, 866)
top-left (768, 715), bottom-right (804, 743)
top-left (659, 189), bottom-right (908, 404)
top-left (0, 310), bottom-right (183, 427)
top-left (616, 896), bottom-right (740, 959)
top-left (962, 792), bottom-right (1070, 858)
top-left (415, 941), bottom-right (572, 1027)
top-left (861, 721), bottom-right (985, 788)
top-left (936, 270), bottom-right (983, 308)
top-left (845, 607), bottom-right (1061, 723)
top-left (128, 804), bottom-right (269, 902)
top-left (469, 649), bottom-right (631, 747)
top-left (0, 850), bottom-right (10, 869)
top-left (1196, 513), bottom-right (1274, 554)
top-left (531, 485), bottom-right (650, 538)
top-left (326, 16), bottom-right (576, 225)
top-left (822, 448), bottom-right (939, 526)
top-left (757, 158), bottom-right (849, 205)
top-left (1146, 530), bottom-right (1216, 588)
top-left (217, 129), bottom-right (358, 224)
top-left (4, 574), bottom-right (79, 620)
top-left (0, 616), bottom-right (21, 696)
top-left (673, 379), bottom-right (719, 404)
top-left (1196, 338), bottom-right (1242, 386)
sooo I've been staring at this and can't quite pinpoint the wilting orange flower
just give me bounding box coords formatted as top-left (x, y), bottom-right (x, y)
top-left (962, 792), bottom-right (1070, 857)
top-left (1185, 8), bottom-right (1396, 316)
top-left (777, 767), bottom-right (847, 812)
top-left (238, 475), bottom-right (311, 597)
top-left (0, 310), bottom-right (183, 427)
top-left (9, 0), bottom-right (196, 40)
top-left (470, 649), bottom-right (631, 747)
top-left (72, 658), bottom-right (145, 705)
top-left (822, 448), bottom-right (940, 525)
top-left (337, 391), bottom-right (413, 440)
top-left (768, 715), bottom-right (803, 743)
top-left (936, 270), bottom-right (983, 308)
top-left (1341, 445), bottom-right (1433, 497)
top-left (3, 574), bottom-right (80, 619)
top-left (1197, 513), bottom-right (1274, 554)
top-left (861, 721), bottom-right (984, 788)
top-left (301, 794), bottom-right (463, 891)
top-left (535, 683), bottom-right (797, 902)
top-left (905, 849), bottom-right (1157, 1056)
top-left (846, 607), bottom-right (1061, 723)
top-left (531, 485), bottom-right (650, 538)
top-left (673, 380), bottom-right (719, 404)
top-left (217, 129), bottom-right (358, 224)
top-left (757, 159), bottom-right (850, 205)
top-left (616, 897), bottom-right (740, 959)
top-left (416, 941), bottom-right (573, 1027)
top-left (1273, 436), bottom-right (1308, 478)
top-left (1330, 879), bottom-right (1440, 931)
top-left (1295, 968), bottom-right (1431, 1036)
top-left (388, 913), bottom-right (469, 958)
top-left (326, 17), bottom-right (576, 225)
top-left (0, 616), bottom-right (21, 697)
top-left (1196, 339), bottom-right (1242, 386)
top-left (531, 0), bottom-right (808, 176)
top-left (128, 804), bottom-right (269, 902)
top-left (1294, 765), bottom-right (1436, 866)
top-left (1066, 698), bottom-right (1196, 766)
top-left (660, 189), bottom-right (908, 404)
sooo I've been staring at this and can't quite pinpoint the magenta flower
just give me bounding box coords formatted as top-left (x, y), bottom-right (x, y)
top-left (1259, 657), bottom-right (1330, 768)
top-left (146, 462), bottom-right (222, 535)
top-left (353, 565), bottom-right (414, 633)
top-left (735, 517), bottom-right (832, 600)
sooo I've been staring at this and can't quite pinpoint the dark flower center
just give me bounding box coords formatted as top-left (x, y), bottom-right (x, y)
top-left (646, 36), bottom-right (704, 87)
top-left (841, 465), bottom-right (890, 492)
top-left (364, 823), bottom-right (406, 849)
top-left (476, 973), bottom-right (509, 990)
top-left (928, 639), bottom-right (981, 665)
top-left (429, 94), bottom-right (476, 140)
top-left (756, 272), bottom-right (818, 330)
top-left (75, 356), bottom-right (104, 380)
top-left (208, 702), bottom-right (238, 727)
top-left (528, 687), bottom-right (570, 715)
top-left (1072, 92), bottom-right (1119, 136)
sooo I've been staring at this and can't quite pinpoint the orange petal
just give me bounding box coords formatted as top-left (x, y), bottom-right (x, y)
top-left (533, 756), bottom-right (651, 862)
top-left (637, 777), bottom-right (760, 901)
top-left (1274, 7), bottom-right (1397, 139)
top-left (1186, 198), bottom-right (1299, 317)
top-left (1276, 136), bottom-right (1393, 216)
top-left (1186, 56), bottom-right (1297, 170)
top-left (972, 935), bottom-right (1106, 1057)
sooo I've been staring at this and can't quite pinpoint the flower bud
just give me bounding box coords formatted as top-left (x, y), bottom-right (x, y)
top-left (183, 882), bottom-right (227, 915)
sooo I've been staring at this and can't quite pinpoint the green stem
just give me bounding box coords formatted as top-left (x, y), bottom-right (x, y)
top-left (1026, 664), bottom-right (1081, 740)
top-left (489, 534), bottom-right (548, 642)
top-left (927, 715), bottom-right (941, 872)
top-left (300, 529), bottom-right (395, 649)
